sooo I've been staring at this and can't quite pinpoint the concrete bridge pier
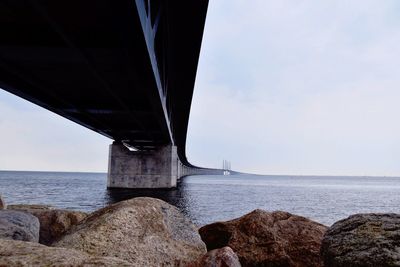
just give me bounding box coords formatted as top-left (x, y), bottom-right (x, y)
top-left (107, 142), bottom-right (179, 189)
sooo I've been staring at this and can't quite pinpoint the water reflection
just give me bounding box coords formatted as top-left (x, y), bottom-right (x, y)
top-left (106, 181), bottom-right (193, 221)
top-left (107, 188), bottom-right (179, 205)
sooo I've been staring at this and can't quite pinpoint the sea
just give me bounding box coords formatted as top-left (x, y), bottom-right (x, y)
top-left (1, 170), bottom-right (400, 226)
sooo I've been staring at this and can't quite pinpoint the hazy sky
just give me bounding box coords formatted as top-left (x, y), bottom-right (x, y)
top-left (1, 0), bottom-right (400, 176)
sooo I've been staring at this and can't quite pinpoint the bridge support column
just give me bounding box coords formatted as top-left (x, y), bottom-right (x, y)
top-left (107, 142), bottom-right (178, 188)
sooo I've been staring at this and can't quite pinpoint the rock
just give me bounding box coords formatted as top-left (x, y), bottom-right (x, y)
top-left (0, 239), bottom-right (132, 266)
top-left (321, 213), bottom-right (400, 267)
top-left (8, 204), bottom-right (87, 245)
top-left (187, 246), bottom-right (241, 267)
top-left (8, 204), bottom-right (54, 211)
top-left (54, 197), bottom-right (206, 266)
top-left (36, 210), bottom-right (87, 245)
top-left (0, 195), bottom-right (6, 209)
top-left (199, 209), bottom-right (327, 267)
top-left (0, 210), bottom-right (40, 242)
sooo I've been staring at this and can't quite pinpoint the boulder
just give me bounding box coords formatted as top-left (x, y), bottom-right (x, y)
top-left (321, 213), bottom-right (400, 267)
top-left (0, 210), bottom-right (39, 242)
top-left (199, 209), bottom-right (327, 267)
top-left (54, 197), bottom-right (206, 266)
top-left (0, 195), bottom-right (6, 209)
top-left (9, 204), bottom-right (87, 245)
top-left (187, 246), bottom-right (241, 267)
top-left (0, 239), bottom-right (132, 266)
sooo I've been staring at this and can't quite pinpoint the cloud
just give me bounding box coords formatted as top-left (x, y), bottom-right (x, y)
top-left (187, 0), bottom-right (400, 176)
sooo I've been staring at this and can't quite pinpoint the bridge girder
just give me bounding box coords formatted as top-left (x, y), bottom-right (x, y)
top-left (0, 0), bottom-right (208, 163)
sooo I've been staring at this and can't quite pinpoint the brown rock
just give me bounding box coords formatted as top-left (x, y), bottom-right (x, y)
top-left (187, 246), bottom-right (241, 267)
top-left (8, 204), bottom-right (53, 210)
top-left (321, 213), bottom-right (400, 267)
top-left (0, 195), bottom-right (6, 209)
top-left (8, 204), bottom-right (54, 211)
top-left (0, 239), bottom-right (132, 266)
top-left (199, 209), bottom-right (327, 267)
top-left (54, 197), bottom-right (206, 266)
top-left (9, 204), bottom-right (87, 245)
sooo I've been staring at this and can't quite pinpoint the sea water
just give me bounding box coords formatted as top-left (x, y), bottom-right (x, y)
top-left (1, 170), bottom-right (400, 226)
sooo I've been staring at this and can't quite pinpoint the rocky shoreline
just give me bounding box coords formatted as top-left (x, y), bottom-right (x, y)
top-left (0, 195), bottom-right (399, 266)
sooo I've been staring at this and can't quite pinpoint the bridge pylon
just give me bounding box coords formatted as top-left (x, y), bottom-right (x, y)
top-left (107, 141), bottom-right (178, 189)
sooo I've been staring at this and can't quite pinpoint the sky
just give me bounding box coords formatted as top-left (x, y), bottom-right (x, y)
top-left (1, 0), bottom-right (400, 176)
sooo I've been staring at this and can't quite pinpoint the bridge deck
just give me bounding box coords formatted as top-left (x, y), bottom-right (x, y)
top-left (0, 0), bottom-right (208, 163)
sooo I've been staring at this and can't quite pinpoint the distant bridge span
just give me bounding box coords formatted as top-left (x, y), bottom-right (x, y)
top-left (0, 0), bottom-right (223, 188)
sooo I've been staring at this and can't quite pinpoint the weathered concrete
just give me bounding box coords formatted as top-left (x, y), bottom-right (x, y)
top-left (107, 141), bottom-right (226, 189)
top-left (107, 142), bottom-right (179, 188)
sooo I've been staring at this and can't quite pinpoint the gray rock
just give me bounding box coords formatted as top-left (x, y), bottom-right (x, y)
top-left (53, 197), bottom-right (206, 266)
top-left (321, 213), bottom-right (400, 267)
top-left (0, 210), bottom-right (40, 242)
top-left (0, 195), bottom-right (5, 209)
top-left (0, 239), bottom-right (132, 266)
top-left (8, 204), bottom-right (87, 245)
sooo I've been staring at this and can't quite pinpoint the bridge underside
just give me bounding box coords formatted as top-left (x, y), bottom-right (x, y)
top-left (0, 0), bottom-right (207, 161)
top-left (0, 0), bottom-right (221, 187)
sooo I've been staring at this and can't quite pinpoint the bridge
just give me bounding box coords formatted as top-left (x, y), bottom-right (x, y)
top-left (0, 0), bottom-right (223, 188)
